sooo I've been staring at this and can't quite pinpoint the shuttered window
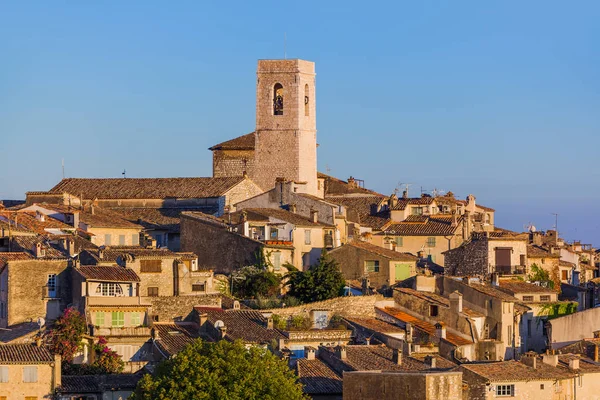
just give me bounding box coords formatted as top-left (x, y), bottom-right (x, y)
top-left (95, 312), bottom-right (104, 327)
top-left (130, 312), bottom-right (141, 326)
top-left (147, 287), bottom-right (159, 297)
top-left (0, 366), bottom-right (8, 382)
top-left (192, 283), bottom-right (206, 292)
top-left (426, 237), bottom-right (436, 247)
top-left (111, 312), bottom-right (125, 327)
top-left (395, 237), bottom-right (403, 247)
top-left (132, 234), bottom-right (140, 246)
top-left (140, 260), bottom-right (162, 273)
top-left (365, 260), bottom-right (380, 273)
top-left (119, 235), bottom-right (126, 245)
top-left (23, 366), bottom-right (38, 383)
top-left (104, 234), bottom-right (112, 246)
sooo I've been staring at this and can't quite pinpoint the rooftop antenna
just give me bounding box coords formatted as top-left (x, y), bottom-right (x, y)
top-left (61, 158), bottom-right (65, 179)
top-left (325, 164), bottom-right (331, 174)
top-left (551, 213), bottom-right (558, 236)
top-left (284, 32), bottom-right (287, 59)
top-left (122, 169), bottom-right (126, 179)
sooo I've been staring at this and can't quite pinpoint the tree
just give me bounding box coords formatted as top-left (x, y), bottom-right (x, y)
top-left (528, 263), bottom-right (555, 289)
top-left (130, 340), bottom-right (307, 400)
top-left (48, 307), bottom-right (87, 364)
top-left (287, 252), bottom-right (346, 303)
top-left (232, 266), bottom-right (282, 299)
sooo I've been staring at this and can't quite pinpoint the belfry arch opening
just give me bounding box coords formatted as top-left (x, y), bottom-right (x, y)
top-left (273, 83), bottom-right (284, 115)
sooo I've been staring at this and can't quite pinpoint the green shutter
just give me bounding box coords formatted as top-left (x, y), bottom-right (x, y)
top-left (131, 312), bottom-right (140, 326)
top-left (395, 263), bottom-right (412, 281)
top-left (95, 312), bottom-right (104, 327)
top-left (112, 311), bottom-right (124, 327)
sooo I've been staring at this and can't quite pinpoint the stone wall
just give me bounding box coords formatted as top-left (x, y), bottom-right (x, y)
top-left (212, 149), bottom-right (255, 179)
top-left (147, 294), bottom-right (222, 322)
top-left (343, 371), bottom-right (463, 400)
top-left (444, 238), bottom-right (488, 276)
top-left (328, 244), bottom-right (395, 290)
top-left (265, 295), bottom-right (384, 319)
top-left (548, 306), bottom-right (600, 349)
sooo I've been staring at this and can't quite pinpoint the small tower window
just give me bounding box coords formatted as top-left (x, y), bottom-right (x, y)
top-left (304, 84), bottom-right (309, 116)
top-left (273, 83), bottom-right (284, 115)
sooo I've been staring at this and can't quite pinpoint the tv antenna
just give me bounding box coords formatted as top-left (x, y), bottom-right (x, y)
top-left (396, 182), bottom-right (413, 197)
top-left (122, 169), bottom-right (126, 179)
top-left (61, 159), bottom-right (65, 179)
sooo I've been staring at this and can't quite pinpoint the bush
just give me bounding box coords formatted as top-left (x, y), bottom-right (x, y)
top-left (287, 252), bottom-right (346, 303)
top-left (48, 307), bottom-right (87, 364)
top-left (289, 315), bottom-right (312, 331)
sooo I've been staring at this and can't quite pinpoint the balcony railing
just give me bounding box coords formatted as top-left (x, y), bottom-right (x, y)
top-left (494, 265), bottom-right (527, 275)
top-left (91, 326), bottom-right (152, 337)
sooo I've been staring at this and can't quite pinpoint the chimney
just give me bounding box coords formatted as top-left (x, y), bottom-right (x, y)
top-left (365, 337), bottom-right (371, 345)
top-left (435, 322), bottom-right (446, 339)
top-left (347, 177), bottom-right (356, 189)
top-left (199, 313), bottom-right (208, 327)
top-left (451, 211), bottom-right (458, 227)
top-left (90, 204), bottom-right (95, 215)
top-left (53, 354), bottom-right (62, 389)
top-left (67, 238), bottom-right (75, 257)
top-left (542, 351), bottom-right (558, 367)
top-left (569, 357), bottom-right (580, 371)
top-left (289, 203), bottom-right (297, 214)
top-left (449, 291), bottom-right (463, 313)
top-left (310, 209), bottom-right (318, 223)
top-left (402, 190), bottom-right (408, 199)
top-left (34, 242), bottom-right (44, 258)
top-left (335, 345), bottom-right (347, 360)
top-left (521, 352), bottom-right (537, 369)
top-left (98, 247), bottom-right (105, 260)
top-left (389, 194), bottom-right (398, 209)
top-left (219, 325), bottom-right (227, 339)
top-left (595, 345), bottom-right (599, 363)
top-left (392, 348), bottom-right (402, 365)
top-left (305, 346), bottom-right (316, 360)
top-left (425, 355), bottom-right (437, 369)
top-left (240, 210), bottom-right (248, 223)
top-left (266, 316), bottom-right (274, 330)
top-left (35, 211), bottom-right (45, 222)
top-left (593, 330), bottom-right (600, 339)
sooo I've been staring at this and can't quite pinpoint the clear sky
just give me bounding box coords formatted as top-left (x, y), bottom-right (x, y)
top-left (1, 1), bottom-right (598, 244)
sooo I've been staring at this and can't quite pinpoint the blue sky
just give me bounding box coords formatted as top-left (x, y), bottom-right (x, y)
top-left (1, 1), bottom-right (599, 243)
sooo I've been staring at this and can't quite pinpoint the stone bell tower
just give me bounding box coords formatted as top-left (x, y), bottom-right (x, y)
top-left (252, 59), bottom-right (318, 196)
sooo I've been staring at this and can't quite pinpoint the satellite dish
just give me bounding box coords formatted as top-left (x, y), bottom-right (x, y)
top-left (214, 320), bottom-right (225, 329)
top-left (37, 317), bottom-right (45, 328)
top-left (530, 225), bottom-right (537, 232)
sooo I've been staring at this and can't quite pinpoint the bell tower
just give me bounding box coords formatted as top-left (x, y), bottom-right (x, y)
top-left (252, 59), bottom-right (318, 196)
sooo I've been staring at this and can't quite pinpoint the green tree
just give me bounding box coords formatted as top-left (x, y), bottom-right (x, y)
top-left (287, 252), bottom-right (346, 303)
top-left (48, 307), bottom-right (87, 364)
top-left (528, 264), bottom-right (555, 289)
top-left (233, 266), bottom-right (282, 299)
top-left (130, 340), bottom-right (307, 400)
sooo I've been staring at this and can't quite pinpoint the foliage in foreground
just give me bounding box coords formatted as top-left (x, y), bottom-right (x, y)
top-left (48, 307), bottom-right (87, 364)
top-left (130, 340), bottom-right (307, 400)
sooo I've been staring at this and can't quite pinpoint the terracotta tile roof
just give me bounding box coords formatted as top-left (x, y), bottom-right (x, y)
top-left (461, 360), bottom-right (574, 382)
top-left (343, 317), bottom-right (404, 334)
top-left (333, 241), bottom-right (417, 261)
top-left (0, 343), bottom-right (54, 363)
top-left (49, 177), bottom-right (247, 200)
top-left (60, 373), bottom-right (143, 393)
top-left (321, 345), bottom-right (456, 372)
top-left (317, 173), bottom-right (383, 197)
top-left (111, 207), bottom-right (188, 233)
top-left (394, 288), bottom-right (483, 318)
top-left (527, 245), bottom-right (560, 258)
top-left (0, 252), bottom-right (33, 265)
top-left (390, 197), bottom-right (435, 211)
top-left (466, 282), bottom-right (522, 303)
top-left (0, 219), bottom-right (33, 234)
top-left (376, 307), bottom-right (473, 346)
top-left (497, 279), bottom-right (558, 294)
top-left (195, 308), bottom-right (285, 344)
top-left (77, 265), bottom-right (140, 282)
top-left (557, 354), bottom-right (600, 374)
top-left (383, 215), bottom-right (462, 236)
top-left (296, 358), bottom-right (343, 394)
top-left (0, 211), bottom-right (73, 235)
top-left (0, 322), bottom-right (39, 344)
top-left (78, 207), bottom-right (143, 229)
top-left (560, 260), bottom-right (576, 268)
top-left (10, 236), bottom-right (68, 260)
top-left (229, 208), bottom-right (331, 227)
top-left (323, 196), bottom-right (387, 228)
top-left (153, 323), bottom-right (199, 357)
top-left (209, 132), bottom-right (256, 150)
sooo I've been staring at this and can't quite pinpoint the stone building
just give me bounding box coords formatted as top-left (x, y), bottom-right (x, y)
top-left (0, 343), bottom-right (61, 399)
top-left (328, 241), bottom-right (417, 291)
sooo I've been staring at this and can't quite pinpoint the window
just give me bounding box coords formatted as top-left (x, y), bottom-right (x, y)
top-left (522, 296), bottom-right (534, 302)
top-left (104, 234), bottom-right (112, 246)
top-left (273, 83), bottom-right (284, 115)
top-left (273, 251), bottom-right (281, 271)
top-left (0, 366), bottom-right (7, 382)
top-left (140, 260), bottom-right (162, 273)
top-left (304, 84), bottom-right (309, 116)
top-left (412, 207), bottom-right (423, 215)
top-left (132, 234), bottom-right (140, 246)
top-left (495, 384), bottom-right (514, 396)
top-left (304, 230), bottom-right (311, 245)
top-left (429, 305), bottom-right (439, 317)
top-left (130, 312), bottom-right (141, 326)
top-left (25, 398), bottom-right (38, 400)
top-left (95, 283), bottom-right (123, 297)
top-left (111, 312), bottom-right (124, 327)
top-left (47, 274), bottom-right (57, 297)
top-left (520, 254), bottom-right (526, 265)
top-left (23, 366), bottom-right (38, 383)
top-left (395, 237), bottom-right (403, 247)
top-left (119, 235), bottom-right (126, 245)
top-left (365, 260), bottom-right (380, 273)
top-left (561, 270), bottom-right (568, 281)
top-left (191, 259), bottom-right (198, 272)
top-left (540, 384), bottom-right (544, 390)
top-left (95, 312), bottom-right (104, 327)
top-left (426, 237), bottom-right (436, 247)
top-left (192, 283), bottom-right (206, 292)
top-left (270, 227), bottom-right (278, 240)
top-left (540, 295), bottom-right (551, 302)
top-left (147, 287), bottom-right (159, 297)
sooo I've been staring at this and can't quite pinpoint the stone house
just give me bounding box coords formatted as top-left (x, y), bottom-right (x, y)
top-left (328, 241), bottom-right (417, 291)
top-left (0, 343), bottom-right (61, 399)
top-left (0, 250), bottom-right (71, 328)
top-left (150, 322), bottom-right (200, 361)
top-left (547, 307), bottom-right (600, 350)
top-left (443, 231), bottom-right (529, 278)
top-left (71, 264), bottom-right (152, 364)
top-left (180, 211), bottom-right (294, 274)
top-left (57, 373), bottom-right (142, 400)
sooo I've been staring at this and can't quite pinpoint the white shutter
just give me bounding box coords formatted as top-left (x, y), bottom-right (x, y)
top-left (0, 366), bottom-right (8, 382)
top-left (23, 366), bottom-right (37, 383)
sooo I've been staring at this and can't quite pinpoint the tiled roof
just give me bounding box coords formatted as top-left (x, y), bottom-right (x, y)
top-left (82, 246), bottom-right (182, 264)
top-left (333, 241), bottom-right (417, 261)
top-left (111, 207), bottom-right (188, 232)
top-left (153, 323), bottom-right (199, 357)
top-left (77, 265), bottom-right (140, 282)
top-left (466, 282), bottom-right (522, 303)
top-left (389, 196), bottom-right (435, 211)
top-left (461, 360), bottom-right (574, 382)
top-left (527, 245), bottom-right (560, 258)
top-left (394, 288), bottom-right (483, 318)
top-left (321, 345), bottom-right (456, 372)
top-left (559, 260), bottom-right (576, 268)
top-left (0, 211), bottom-right (73, 235)
top-left (323, 196), bottom-right (387, 228)
top-left (383, 215), bottom-right (462, 236)
top-left (60, 373), bottom-right (143, 393)
top-left (0, 344), bottom-right (54, 363)
top-left (317, 173), bottom-right (383, 197)
top-left (343, 317), bottom-right (404, 334)
top-left (376, 307), bottom-right (473, 347)
top-left (195, 308), bottom-right (285, 344)
top-left (0, 322), bottom-right (40, 344)
top-left (10, 236), bottom-right (68, 260)
top-left (296, 358), bottom-right (343, 394)
top-left (0, 219), bottom-right (32, 234)
top-left (497, 279), bottom-right (558, 294)
top-left (209, 132), bottom-right (256, 150)
top-left (49, 177), bottom-right (247, 199)
top-left (78, 207), bottom-right (142, 229)
top-left (229, 208), bottom-right (331, 227)
top-left (0, 252), bottom-right (33, 264)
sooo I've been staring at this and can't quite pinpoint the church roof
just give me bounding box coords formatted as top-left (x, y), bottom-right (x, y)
top-left (209, 132), bottom-right (256, 151)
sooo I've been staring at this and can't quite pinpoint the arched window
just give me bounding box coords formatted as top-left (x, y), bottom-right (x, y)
top-left (304, 84), bottom-right (309, 116)
top-left (95, 282), bottom-right (124, 297)
top-left (273, 83), bottom-right (284, 115)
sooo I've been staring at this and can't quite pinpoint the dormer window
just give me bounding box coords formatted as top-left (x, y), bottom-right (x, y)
top-left (273, 83), bottom-right (284, 115)
top-left (96, 282), bottom-right (123, 297)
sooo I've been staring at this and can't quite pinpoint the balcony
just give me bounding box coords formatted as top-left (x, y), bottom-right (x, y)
top-left (91, 326), bottom-right (151, 338)
top-left (41, 286), bottom-right (58, 300)
top-left (86, 296), bottom-right (148, 307)
top-left (494, 265), bottom-right (527, 275)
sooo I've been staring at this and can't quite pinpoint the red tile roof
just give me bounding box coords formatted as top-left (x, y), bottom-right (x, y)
top-left (0, 344), bottom-right (54, 363)
top-left (497, 279), bottom-right (558, 294)
top-left (153, 323), bottom-right (199, 357)
top-left (383, 215), bottom-right (462, 236)
top-left (461, 359), bottom-right (574, 382)
top-left (334, 241), bottom-right (417, 261)
top-left (77, 265), bottom-right (140, 282)
top-left (527, 245), bottom-right (560, 258)
top-left (228, 208), bottom-right (331, 227)
top-left (296, 358), bottom-right (343, 394)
